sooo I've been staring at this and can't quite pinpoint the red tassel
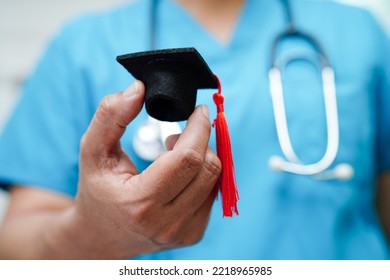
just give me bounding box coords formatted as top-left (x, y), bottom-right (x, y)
top-left (212, 75), bottom-right (239, 217)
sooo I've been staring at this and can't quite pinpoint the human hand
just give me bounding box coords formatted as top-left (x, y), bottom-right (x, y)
top-left (70, 81), bottom-right (221, 259)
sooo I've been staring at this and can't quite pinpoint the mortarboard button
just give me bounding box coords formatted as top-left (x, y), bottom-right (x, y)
top-left (117, 47), bottom-right (218, 122)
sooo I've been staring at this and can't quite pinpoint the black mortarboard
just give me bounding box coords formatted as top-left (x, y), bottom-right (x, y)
top-left (117, 47), bottom-right (218, 122)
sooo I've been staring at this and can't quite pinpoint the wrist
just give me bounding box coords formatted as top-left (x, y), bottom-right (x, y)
top-left (56, 205), bottom-right (139, 259)
top-left (42, 206), bottom-right (103, 259)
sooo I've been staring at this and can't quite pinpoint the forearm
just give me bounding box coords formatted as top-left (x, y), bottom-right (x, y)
top-left (0, 207), bottom-right (88, 259)
top-left (376, 172), bottom-right (390, 244)
top-left (0, 202), bottom-right (159, 260)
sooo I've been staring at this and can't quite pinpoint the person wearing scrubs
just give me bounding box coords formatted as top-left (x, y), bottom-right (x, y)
top-left (0, 0), bottom-right (389, 259)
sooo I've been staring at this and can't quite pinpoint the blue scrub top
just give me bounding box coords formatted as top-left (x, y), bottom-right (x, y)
top-left (1, 0), bottom-right (390, 259)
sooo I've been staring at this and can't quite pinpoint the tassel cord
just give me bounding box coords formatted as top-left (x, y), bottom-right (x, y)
top-left (212, 75), bottom-right (239, 217)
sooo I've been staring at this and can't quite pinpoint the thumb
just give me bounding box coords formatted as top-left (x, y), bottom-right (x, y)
top-left (81, 80), bottom-right (145, 159)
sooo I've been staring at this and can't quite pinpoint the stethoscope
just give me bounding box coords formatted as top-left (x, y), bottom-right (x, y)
top-left (132, 0), bottom-right (354, 180)
top-left (267, 0), bottom-right (353, 180)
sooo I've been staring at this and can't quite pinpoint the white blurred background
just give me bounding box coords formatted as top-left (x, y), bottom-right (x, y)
top-left (0, 0), bottom-right (389, 223)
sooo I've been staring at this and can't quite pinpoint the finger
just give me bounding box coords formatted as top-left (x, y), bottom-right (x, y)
top-left (181, 191), bottom-right (215, 244)
top-left (136, 106), bottom-right (212, 202)
top-left (151, 190), bottom-right (216, 249)
top-left (170, 147), bottom-right (221, 211)
top-left (194, 190), bottom-right (216, 220)
top-left (81, 81), bottom-right (145, 158)
top-left (165, 134), bottom-right (180, 151)
top-left (173, 105), bottom-right (211, 155)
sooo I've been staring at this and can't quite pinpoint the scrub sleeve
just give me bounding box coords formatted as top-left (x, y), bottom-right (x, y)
top-left (0, 26), bottom-right (86, 197)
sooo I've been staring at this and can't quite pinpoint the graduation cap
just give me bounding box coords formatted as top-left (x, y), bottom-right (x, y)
top-left (116, 47), bottom-right (218, 122)
top-left (116, 47), bottom-right (239, 217)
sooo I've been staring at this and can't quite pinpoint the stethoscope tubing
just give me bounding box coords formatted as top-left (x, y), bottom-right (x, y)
top-left (268, 0), bottom-right (353, 180)
top-left (268, 66), bottom-right (340, 175)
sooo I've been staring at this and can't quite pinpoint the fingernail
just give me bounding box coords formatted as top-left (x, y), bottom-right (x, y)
top-left (123, 80), bottom-right (139, 97)
top-left (200, 104), bottom-right (209, 118)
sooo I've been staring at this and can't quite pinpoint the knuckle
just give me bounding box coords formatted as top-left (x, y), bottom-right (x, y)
top-left (151, 220), bottom-right (207, 248)
top-left (97, 94), bottom-right (129, 129)
top-left (128, 203), bottom-right (153, 225)
top-left (96, 95), bottom-right (115, 125)
top-left (180, 229), bottom-right (205, 247)
top-left (188, 232), bottom-right (204, 245)
top-left (101, 95), bottom-right (114, 112)
top-left (152, 225), bottom-right (181, 247)
top-left (179, 148), bottom-right (204, 171)
top-left (204, 152), bottom-right (222, 177)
